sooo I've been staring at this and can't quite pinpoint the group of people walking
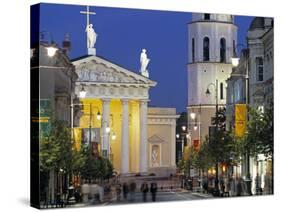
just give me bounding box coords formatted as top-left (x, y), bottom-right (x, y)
top-left (116, 180), bottom-right (158, 202)
top-left (202, 175), bottom-right (246, 196)
top-left (201, 174), bottom-right (272, 196)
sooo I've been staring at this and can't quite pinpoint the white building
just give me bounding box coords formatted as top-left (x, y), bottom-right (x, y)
top-left (247, 17), bottom-right (273, 194)
top-left (187, 13), bottom-right (237, 146)
top-left (248, 17), bottom-right (273, 110)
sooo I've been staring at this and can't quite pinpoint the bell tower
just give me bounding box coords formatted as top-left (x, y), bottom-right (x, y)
top-left (187, 13), bottom-right (237, 147)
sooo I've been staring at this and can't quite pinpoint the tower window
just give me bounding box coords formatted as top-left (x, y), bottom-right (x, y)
top-left (233, 40), bottom-right (236, 56)
top-left (220, 82), bottom-right (224, 99)
top-left (256, 57), bottom-right (264, 82)
top-left (204, 13), bottom-right (210, 20)
top-left (220, 38), bottom-right (226, 63)
top-left (192, 38), bottom-right (195, 62)
top-left (203, 37), bottom-right (210, 61)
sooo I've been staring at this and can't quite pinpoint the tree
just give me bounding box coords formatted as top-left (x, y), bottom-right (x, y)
top-left (193, 140), bottom-right (214, 172)
top-left (80, 151), bottom-right (114, 181)
top-left (40, 120), bottom-right (73, 172)
top-left (244, 103), bottom-right (273, 158)
top-left (39, 120), bottom-right (73, 204)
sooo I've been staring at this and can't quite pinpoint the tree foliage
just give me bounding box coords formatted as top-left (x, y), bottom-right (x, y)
top-left (80, 152), bottom-right (114, 180)
top-left (39, 119), bottom-right (114, 180)
top-left (243, 103), bottom-right (273, 158)
top-left (40, 120), bottom-right (72, 172)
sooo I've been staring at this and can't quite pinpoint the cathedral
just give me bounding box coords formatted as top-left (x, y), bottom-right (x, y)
top-left (71, 7), bottom-right (178, 177)
top-left (187, 13), bottom-right (237, 147)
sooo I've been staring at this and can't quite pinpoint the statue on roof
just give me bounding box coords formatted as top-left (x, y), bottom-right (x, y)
top-left (140, 49), bottom-right (150, 78)
top-left (85, 24), bottom-right (97, 48)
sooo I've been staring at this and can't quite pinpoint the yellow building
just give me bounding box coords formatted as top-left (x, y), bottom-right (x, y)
top-left (72, 55), bottom-right (178, 176)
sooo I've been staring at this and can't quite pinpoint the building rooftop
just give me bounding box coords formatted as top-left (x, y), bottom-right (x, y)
top-left (249, 17), bottom-right (265, 31)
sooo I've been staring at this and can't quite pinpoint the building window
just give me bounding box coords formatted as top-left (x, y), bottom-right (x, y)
top-left (256, 57), bottom-right (264, 82)
top-left (204, 13), bottom-right (210, 20)
top-left (203, 37), bottom-right (209, 61)
top-left (192, 38), bottom-right (195, 62)
top-left (220, 38), bottom-right (226, 62)
top-left (220, 82), bottom-right (224, 99)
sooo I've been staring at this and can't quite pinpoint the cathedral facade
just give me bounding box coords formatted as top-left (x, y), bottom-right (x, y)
top-left (72, 55), bottom-right (178, 176)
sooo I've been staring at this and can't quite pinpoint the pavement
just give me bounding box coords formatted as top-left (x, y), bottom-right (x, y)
top-left (65, 189), bottom-right (213, 207)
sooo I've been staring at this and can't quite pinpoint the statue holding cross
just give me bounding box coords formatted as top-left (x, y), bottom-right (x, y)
top-left (80, 6), bottom-right (97, 54)
top-left (85, 24), bottom-right (97, 48)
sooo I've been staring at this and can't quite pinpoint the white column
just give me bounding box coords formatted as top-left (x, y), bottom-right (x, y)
top-left (139, 100), bottom-right (148, 173)
top-left (102, 99), bottom-right (110, 158)
top-left (121, 99), bottom-right (130, 174)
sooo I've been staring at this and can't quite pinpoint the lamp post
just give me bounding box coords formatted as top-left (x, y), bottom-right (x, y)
top-left (206, 79), bottom-right (219, 195)
top-left (231, 45), bottom-right (252, 195)
top-left (75, 86), bottom-right (115, 158)
top-left (176, 124), bottom-right (188, 161)
top-left (40, 31), bottom-right (58, 57)
top-left (71, 87), bottom-right (102, 155)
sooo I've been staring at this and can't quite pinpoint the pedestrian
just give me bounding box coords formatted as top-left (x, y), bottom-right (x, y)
top-left (230, 176), bottom-right (236, 196)
top-left (129, 181), bottom-right (136, 202)
top-left (150, 181), bottom-right (158, 202)
top-left (219, 177), bottom-right (225, 196)
top-left (140, 181), bottom-right (149, 202)
top-left (115, 183), bottom-right (122, 202)
top-left (74, 189), bottom-right (81, 203)
top-left (97, 183), bottom-right (104, 202)
top-left (122, 182), bottom-right (129, 200)
top-left (56, 192), bottom-right (63, 208)
top-left (90, 182), bottom-right (99, 203)
top-left (203, 176), bottom-right (208, 194)
top-left (236, 178), bottom-right (242, 196)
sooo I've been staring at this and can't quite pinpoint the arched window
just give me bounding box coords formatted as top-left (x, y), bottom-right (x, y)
top-left (220, 38), bottom-right (226, 62)
top-left (192, 38), bottom-right (195, 62)
top-left (204, 13), bottom-right (210, 20)
top-left (203, 37), bottom-right (209, 61)
top-left (233, 40), bottom-right (236, 56)
top-left (220, 82), bottom-right (224, 99)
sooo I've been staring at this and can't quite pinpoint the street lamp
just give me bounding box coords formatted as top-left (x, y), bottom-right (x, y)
top-left (97, 111), bottom-right (101, 120)
top-left (231, 44), bottom-right (252, 196)
top-left (46, 45), bottom-right (58, 57)
top-left (182, 125), bottom-right (187, 131)
top-left (111, 132), bottom-right (116, 141)
top-left (231, 57), bottom-right (240, 67)
top-left (190, 112), bottom-right (196, 120)
top-left (105, 125), bottom-right (111, 133)
top-left (205, 79), bottom-right (219, 196)
top-left (79, 86), bottom-right (86, 98)
top-left (40, 31), bottom-right (58, 57)
top-left (193, 125), bottom-right (198, 131)
top-left (70, 100), bottom-right (102, 153)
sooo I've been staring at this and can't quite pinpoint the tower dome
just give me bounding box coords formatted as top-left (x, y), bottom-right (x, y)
top-left (192, 13), bottom-right (234, 23)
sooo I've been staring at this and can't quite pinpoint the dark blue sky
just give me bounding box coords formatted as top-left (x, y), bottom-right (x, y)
top-left (39, 3), bottom-right (254, 112)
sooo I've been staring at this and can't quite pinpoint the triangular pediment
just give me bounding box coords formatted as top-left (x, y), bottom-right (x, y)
top-left (72, 55), bottom-right (156, 87)
top-left (148, 134), bottom-right (165, 143)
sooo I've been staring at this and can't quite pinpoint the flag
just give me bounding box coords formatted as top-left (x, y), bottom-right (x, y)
top-left (235, 104), bottom-right (247, 137)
